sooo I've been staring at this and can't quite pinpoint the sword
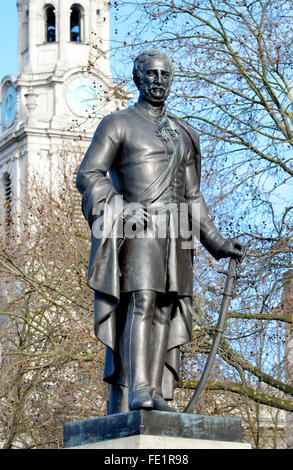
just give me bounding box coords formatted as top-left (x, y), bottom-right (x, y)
top-left (183, 248), bottom-right (246, 414)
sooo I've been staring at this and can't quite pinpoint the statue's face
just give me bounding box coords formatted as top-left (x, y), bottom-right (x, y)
top-left (139, 55), bottom-right (172, 106)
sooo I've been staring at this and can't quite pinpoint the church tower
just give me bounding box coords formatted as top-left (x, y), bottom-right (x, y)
top-left (0, 0), bottom-right (123, 233)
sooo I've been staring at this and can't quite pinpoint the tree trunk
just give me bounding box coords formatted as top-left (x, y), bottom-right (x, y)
top-left (283, 270), bottom-right (293, 449)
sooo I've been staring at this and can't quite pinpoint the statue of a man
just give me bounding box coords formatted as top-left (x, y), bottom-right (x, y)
top-left (76, 49), bottom-right (244, 414)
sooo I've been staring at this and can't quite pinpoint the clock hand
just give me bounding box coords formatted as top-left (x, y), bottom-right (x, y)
top-left (6, 96), bottom-right (12, 109)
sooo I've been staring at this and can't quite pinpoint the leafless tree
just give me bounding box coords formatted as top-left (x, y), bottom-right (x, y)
top-left (0, 148), bottom-right (107, 449)
top-left (108, 0), bottom-right (293, 448)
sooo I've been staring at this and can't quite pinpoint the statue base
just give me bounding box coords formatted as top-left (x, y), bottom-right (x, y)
top-left (63, 410), bottom-right (251, 449)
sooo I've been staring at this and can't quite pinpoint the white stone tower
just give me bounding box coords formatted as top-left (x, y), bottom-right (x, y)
top-left (0, 0), bottom-right (122, 233)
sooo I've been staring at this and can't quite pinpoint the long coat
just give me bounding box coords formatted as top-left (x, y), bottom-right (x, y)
top-left (76, 102), bottom-right (225, 398)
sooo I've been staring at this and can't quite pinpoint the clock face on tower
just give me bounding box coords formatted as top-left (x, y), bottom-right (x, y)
top-left (2, 85), bottom-right (17, 129)
top-left (66, 77), bottom-right (104, 117)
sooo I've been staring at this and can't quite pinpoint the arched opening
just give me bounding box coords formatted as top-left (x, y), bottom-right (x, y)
top-left (3, 172), bottom-right (12, 227)
top-left (45, 5), bottom-right (56, 42)
top-left (70, 5), bottom-right (82, 42)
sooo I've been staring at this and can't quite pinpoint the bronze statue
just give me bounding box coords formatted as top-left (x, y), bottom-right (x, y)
top-left (76, 49), bottom-right (244, 414)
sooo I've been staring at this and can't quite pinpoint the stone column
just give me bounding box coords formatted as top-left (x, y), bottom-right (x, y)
top-left (24, 87), bottom-right (38, 126)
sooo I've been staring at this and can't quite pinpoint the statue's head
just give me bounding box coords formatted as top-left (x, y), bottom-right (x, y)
top-left (133, 49), bottom-right (174, 106)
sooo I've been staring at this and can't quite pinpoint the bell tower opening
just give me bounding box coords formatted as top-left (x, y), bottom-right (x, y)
top-left (45, 5), bottom-right (56, 43)
top-left (70, 5), bottom-right (82, 42)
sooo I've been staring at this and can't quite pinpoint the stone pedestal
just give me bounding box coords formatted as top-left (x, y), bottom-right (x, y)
top-left (63, 410), bottom-right (251, 449)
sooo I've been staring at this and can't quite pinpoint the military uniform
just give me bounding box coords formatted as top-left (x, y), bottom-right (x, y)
top-left (76, 100), bottom-right (226, 409)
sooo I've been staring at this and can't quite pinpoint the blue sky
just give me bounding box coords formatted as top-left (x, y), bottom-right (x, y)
top-left (0, 2), bottom-right (18, 81)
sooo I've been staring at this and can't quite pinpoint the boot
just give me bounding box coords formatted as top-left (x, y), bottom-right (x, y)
top-left (152, 391), bottom-right (178, 412)
top-left (130, 389), bottom-right (153, 410)
top-left (149, 295), bottom-right (178, 413)
top-left (124, 291), bottom-right (156, 410)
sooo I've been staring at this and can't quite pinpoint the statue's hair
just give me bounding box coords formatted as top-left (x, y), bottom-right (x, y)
top-left (132, 49), bottom-right (175, 89)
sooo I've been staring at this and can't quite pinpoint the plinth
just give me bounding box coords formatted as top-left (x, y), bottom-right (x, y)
top-left (63, 410), bottom-right (251, 449)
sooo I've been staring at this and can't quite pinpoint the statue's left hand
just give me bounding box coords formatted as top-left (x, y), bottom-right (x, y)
top-left (217, 238), bottom-right (246, 261)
